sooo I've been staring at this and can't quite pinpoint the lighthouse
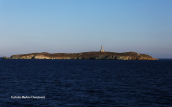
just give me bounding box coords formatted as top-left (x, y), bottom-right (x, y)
top-left (100, 46), bottom-right (104, 52)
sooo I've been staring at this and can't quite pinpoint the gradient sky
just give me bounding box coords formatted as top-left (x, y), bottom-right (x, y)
top-left (0, 0), bottom-right (172, 58)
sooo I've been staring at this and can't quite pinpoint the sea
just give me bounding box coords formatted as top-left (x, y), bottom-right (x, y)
top-left (0, 59), bottom-right (172, 107)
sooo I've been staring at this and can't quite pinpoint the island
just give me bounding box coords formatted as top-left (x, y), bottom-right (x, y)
top-left (2, 51), bottom-right (158, 60)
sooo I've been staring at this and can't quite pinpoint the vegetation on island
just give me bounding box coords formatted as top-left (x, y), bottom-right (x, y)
top-left (3, 51), bottom-right (158, 60)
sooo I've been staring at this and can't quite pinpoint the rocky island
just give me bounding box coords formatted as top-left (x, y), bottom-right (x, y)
top-left (3, 51), bottom-right (158, 60)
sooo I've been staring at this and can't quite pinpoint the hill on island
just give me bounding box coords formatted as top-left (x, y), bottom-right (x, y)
top-left (3, 51), bottom-right (158, 60)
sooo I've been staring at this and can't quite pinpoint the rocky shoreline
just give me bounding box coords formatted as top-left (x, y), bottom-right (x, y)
top-left (2, 52), bottom-right (158, 60)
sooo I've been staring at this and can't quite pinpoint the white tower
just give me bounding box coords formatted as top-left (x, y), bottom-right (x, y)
top-left (100, 46), bottom-right (104, 52)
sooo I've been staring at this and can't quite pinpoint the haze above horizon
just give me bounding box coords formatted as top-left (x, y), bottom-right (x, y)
top-left (0, 0), bottom-right (172, 58)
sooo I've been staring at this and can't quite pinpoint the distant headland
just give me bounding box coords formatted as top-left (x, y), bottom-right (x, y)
top-left (2, 46), bottom-right (158, 60)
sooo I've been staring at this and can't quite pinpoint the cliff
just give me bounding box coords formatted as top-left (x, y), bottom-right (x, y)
top-left (3, 52), bottom-right (159, 60)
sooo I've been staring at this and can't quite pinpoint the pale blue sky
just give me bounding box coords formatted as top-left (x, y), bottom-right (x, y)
top-left (0, 0), bottom-right (172, 58)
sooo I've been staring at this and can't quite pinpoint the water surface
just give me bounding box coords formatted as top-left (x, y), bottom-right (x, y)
top-left (0, 59), bottom-right (172, 106)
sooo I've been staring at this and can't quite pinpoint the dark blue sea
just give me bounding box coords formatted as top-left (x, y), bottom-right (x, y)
top-left (0, 59), bottom-right (172, 107)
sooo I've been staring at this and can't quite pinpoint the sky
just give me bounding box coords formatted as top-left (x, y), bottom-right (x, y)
top-left (0, 0), bottom-right (172, 58)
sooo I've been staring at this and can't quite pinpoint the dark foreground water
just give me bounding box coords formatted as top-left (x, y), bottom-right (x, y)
top-left (0, 59), bottom-right (172, 107)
